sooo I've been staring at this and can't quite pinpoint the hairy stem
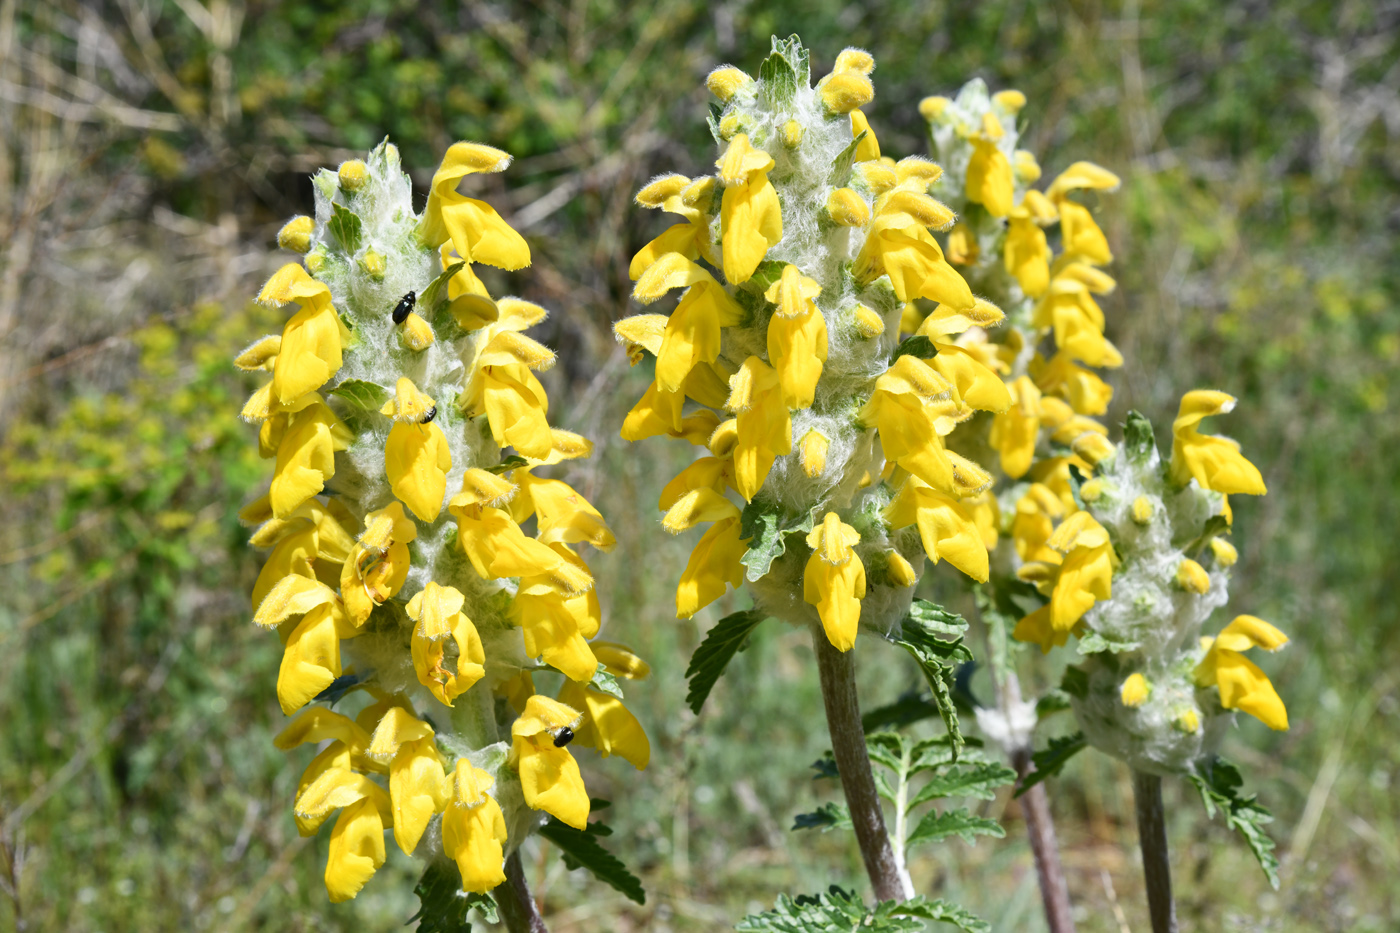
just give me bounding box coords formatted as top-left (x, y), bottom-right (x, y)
top-left (812, 628), bottom-right (911, 903)
top-left (1132, 770), bottom-right (1178, 933)
top-left (498, 851), bottom-right (548, 933)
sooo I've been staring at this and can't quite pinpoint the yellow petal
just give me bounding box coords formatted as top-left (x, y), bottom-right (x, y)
top-left (325, 797), bottom-right (387, 902)
top-left (385, 422), bottom-right (451, 522)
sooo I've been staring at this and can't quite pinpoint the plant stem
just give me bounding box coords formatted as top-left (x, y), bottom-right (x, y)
top-left (812, 628), bottom-right (910, 903)
top-left (498, 850), bottom-right (549, 933)
top-left (1132, 770), bottom-right (1178, 933)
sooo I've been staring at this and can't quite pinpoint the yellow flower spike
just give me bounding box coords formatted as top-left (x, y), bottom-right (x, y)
top-left (988, 376), bottom-right (1041, 479)
top-left (1175, 558), bottom-right (1211, 594)
top-left (294, 769), bottom-right (393, 903)
top-left (675, 517), bottom-right (747, 618)
top-left (853, 220), bottom-right (976, 310)
top-left (1045, 161), bottom-right (1122, 202)
top-left (662, 487), bottom-right (740, 535)
top-left (726, 356), bottom-right (792, 501)
top-left (884, 477), bottom-right (990, 583)
top-left (512, 545), bottom-right (602, 682)
top-left (1057, 201), bottom-right (1113, 265)
top-left (1046, 512), bottom-right (1116, 634)
top-left (820, 71), bottom-right (874, 113)
top-left (258, 264), bottom-right (351, 404)
top-left (763, 265), bottom-right (829, 410)
top-left (513, 471), bottom-right (616, 550)
top-left (1131, 496), bottom-right (1155, 524)
top-left (945, 223), bottom-right (978, 265)
top-left (803, 513), bottom-right (866, 652)
top-left (419, 142), bottom-right (530, 270)
top-left (706, 66), bottom-right (752, 102)
top-left (852, 305), bottom-right (885, 339)
top-left (277, 216), bottom-right (315, 253)
top-left (780, 119), bottom-right (804, 148)
top-left (399, 312), bottom-right (435, 351)
top-left (965, 135), bottom-right (1014, 218)
top-left (1121, 673), bottom-right (1150, 707)
top-left (634, 253), bottom-right (745, 391)
top-left (591, 642), bottom-right (652, 680)
top-left (1210, 537), bottom-right (1239, 567)
top-left (441, 762), bottom-right (508, 893)
top-left (269, 397), bottom-right (354, 518)
top-left (827, 187), bottom-right (871, 227)
top-left (234, 334), bottom-right (282, 372)
top-left (1171, 390), bottom-right (1267, 495)
top-left (558, 680), bottom-right (652, 770)
top-left (511, 695), bottom-right (590, 829)
top-left (1196, 615), bottom-right (1289, 730)
top-left (800, 429), bottom-right (829, 478)
top-left (850, 109), bottom-right (881, 162)
top-left (715, 134), bottom-right (782, 284)
top-left (388, 736), bottom-right (447, 855)
top-left (1005, 208), bottom-right (1051, 297)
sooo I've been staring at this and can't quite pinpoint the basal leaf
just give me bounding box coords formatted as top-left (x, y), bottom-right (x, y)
top-left (1014, 733), bottom-right (1087, 798)
top-left (684, 608), bottom-right (767, 714)
top-left (906, 808), bottom-right (1005, 848)
top-left (538, 816), bottom-right (645, 904)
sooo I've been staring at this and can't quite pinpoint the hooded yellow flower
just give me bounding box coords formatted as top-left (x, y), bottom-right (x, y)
top-left (266, 395), bottom-right (354, 519)
top-left (294, 767), bottom-right (394, 902)
top-left (511, 695), bottom-right (590, 830)
top-left (461, 298), bottom-right (558, 460)
top-left (380, 378), bottom-right (451, 522)
top-left (441, 761), bottom-right (509, 893)
top-left (511, 543), bottom-right (601, 683)
top-left (253, 575), bottom-right (359, 714)
top-left (965, 113), bottom-right (1014, 218)
top-left (804, 513), bottom-right (866, 652)
top-left (340, 501), bottom-right (417, 626)
top-left (726, 356), bottom-right (792, 501)
top-left (258, 264), bottom-right (351, 404)
top-left (419, 142), bottom-right (530, 269)
top-left (716, 134), bottom-right (783, 284)
top-left (633, 253), bottom-right (746, 393)
top-left (665, 487), bottom-right (747, 618)
top-left (853, 216), bottom-right (975, 310)
top-left (1170, 390), bottom-right (1267, 495)
top-left (557, 680), bottom-right (651, 770)
top-left (988, 376), bottom-right (1041, 479)
top-left (630, 174), bottom-right (717, 279)
top-left (1195, 615), bottom-right (1289, 731)
top-left (884, 476), bottom-right (990, 583)
top-left (761, 264), bottom-right (830, 410)
top-left (407, 583), bottom-right (486, 706)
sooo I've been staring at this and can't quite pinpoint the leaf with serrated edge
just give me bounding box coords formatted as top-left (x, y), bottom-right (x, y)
top-left (588, 669), bottom-right (623, 699)
top-left (738, 500), bottom-right (815, 582)
top-left (908, 762), bottom-right (1017, 808)
top-left (538, 816), bottom-right (645, 904)
top-left (791, 802), bottom-right (851, 833)
top-left (328, 202), bottom-right (362, 254)
top-left (738, 887), bottom-right (991, 933)
top-left (411, 860), bottom-right (495, 932)
top-left (1189, 757), bottom-right (1281, 889)
top-left (906, 808), bottom-right (1005, 848)
top-left (1015, 733), bottom-right (1087, 798)
top-left (684, 608), bottom-right (766, 714)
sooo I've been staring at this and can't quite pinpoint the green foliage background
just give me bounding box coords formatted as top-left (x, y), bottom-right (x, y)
top-left (1, 0), bottom-right (1396, 929)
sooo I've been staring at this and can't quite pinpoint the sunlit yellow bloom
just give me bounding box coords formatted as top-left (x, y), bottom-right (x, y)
top-left (235, 334), bottom-right (281, 371)
top-left (1121, 673), bottom-right (1150, 707)
top-left (558, 680), bottom-right (651, 770)
top-left (1195, 615), bottom-right (1289, 731)
top-left (800, 429), bottom-right (829, 477)
top-left (945, 224), bottom-right (978, 265)
top-left (706, 66), bottom-right (753, 102)
top-left (258, 264), bottom-right (351, 404)
top-left (1170, 390), bottom-right (1267, 495)
top-left (268, 396), bottom-right (354, 519)
top-left (387, 734), bottom-right (446, 855)
top-left (630, 174), bottom-right (716, 279)
top-left (1210, 537), bottom-right (1239, 567)
top-left (1057, 201), bottom-right (1113, 265)
top-left (716, 134), bottom-right (782, 283)
top-left (884, 477), bottom-right (990, 582)
top-left (764, 264), bottom-right (829, 410)
top-left (966, 490), bottom-right (1000, 550)
top-left (277, 216), bottom-right (315, 253)
top-left (1005, 206), bottom-right (1051, 297)
top-left (885, 550), bottom-right (918, 587)
top-left (511, 695), bottom-right (590, 829)
top-left (1011, 483), bottom-right (1065, 563)
top-left (803, 513), bottom-right (866, 652)
top-left (255, 575), bottom-right (359, 714)
top-left (294, 768), bottom-right (393, 902)
top-left (853, 217), bottom-right (975, 310)
top-left (726, 356), bottom-right (792, 500)
top-left (819, 70), bottom-right (874, 113)
top-left (591, 641), bottom-right (651, 680)
top-left (827, 187), bottom-right (872, 227)
top-left (441, 761), bottom-right (508, 893)
top-left (460, 298), bottom-right (557, 460)
top-left (381, 378), bottom-right (451, 521)
top-left (1045, 160), bottom-right (1122, 203)
top-left (450, 500), bottom-right (593, 595)
top-left (1032, 272), bottom-right (1121, 368)
top-left (965, 114), bottom-right (1014, 218)
top-left (1047, 511), bottom-right (1115, 633)
top-left (675, 514), bottom-right (747, 618)
top-left (276, 710), bottom-right (380, 836)
top-left (850, 109), bottom-right (881, 162)
top-left (633, 253), bottom-right (745, 393)
top-left (511, 470), bottom-right (616, 551)
top-left (859, 355), bottom-right (968, 494)
top-left (512, 543), bottom-right (601, 682)
top-left (419, 142), bottom-right (530, 269)
top-left (341, 501), bottom-right (417, 627)
top-left (1031, 351), bottom-right (1114, 415)
top-left (619, 364), bottom-right (730, 442)
top-left (407, 583), bottom-right (486, 706)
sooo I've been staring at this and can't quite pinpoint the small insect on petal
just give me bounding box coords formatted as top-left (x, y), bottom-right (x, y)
top-left (552, 727), bottom-right (575, 748)
top-left (421, 406), bottom-right (437, 424)
top-left (392, 291), bottom-right (417, 325)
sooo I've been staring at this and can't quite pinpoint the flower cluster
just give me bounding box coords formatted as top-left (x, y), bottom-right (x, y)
top-left (917, 81), bottom-right (1287, 773)
top-left (620, 38), bottom-right (1006, 649)
top-left (238, 141), bottom-right (648, 902)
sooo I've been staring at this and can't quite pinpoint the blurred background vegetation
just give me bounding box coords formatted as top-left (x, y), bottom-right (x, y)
top-left (2, 0), bottom-right (1397, 930)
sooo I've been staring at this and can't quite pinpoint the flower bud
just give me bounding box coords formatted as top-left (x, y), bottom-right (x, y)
top-left (780, 120), bottom-right (804, 148)
top-left (886, 551), bottom-right (918, 587)
top-left (992, 89), bottom-right (1027, 112)
top-left (826, 188), bottom-right (870, 227)
top-left (708, 419), bottom-right (738, 457)
top-left (1013, 149), bottom-right (1041, 184)
top-left (820, 72), bottom-right (874, 114)
top-left (1120, 673), bottom-right (1150, 707)
top-left (338, 159), bottom-right (369, 192)
top-left (400, 312), bottom-right (435, 351)
top-left (919, 95), bottom-right (951, 122)
top-left (833, 48), bottom-right (875, 75)
top-left (706, 66), bottom-right (752, 102)
top-left (359, 250), bottom-right (386, 281)
top-left (304, 245), bottom-right (327, 274)
top-left (1175, 558), bottom-right (1211, 594)
top-left (1072, 432), bottom-right (1116, 465)
top-left (277, 216), bottom-right (315, 253)
top-left (1209, 537), bottom-right (1239, 567)
top-left (852, 305), bottom-right (884, 339)
top-left (800, 429), bottom-right (829, 477)
top-left (1131, 496), bottom-right (1154, 524)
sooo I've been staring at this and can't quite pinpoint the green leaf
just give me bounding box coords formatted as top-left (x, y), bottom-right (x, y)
top-left (312, 168), bottom-right (339, 201)
top-left (745, 260), bottom-right (789, 295)
top-left (1035, 689), bottom-right (1073, 719)
top-left (758, 34), bottom-right (809, 107)
top-left (862, 690), bottom-right (943, 732)
top-left (907, 762), bottom-right (1017, 808)
top-left (1076, 630), bottom-right (1142, 655)
top-left (329, 378), bottom-right (389, 412)
top-left (1067, 464), bottom-right (1088, 511)
top-left (1189, 757), bottom-right (1281, 889)
top-left (1014, 733), bottom-right (1088, 798)
top-left (910, 735), bottom-right (988, 777)
top-left (1059, 666), bottom-right (1090, 700)
top-left (410, 861), bottom-right (496, 932)
top-left (419, 261), bottom-right (467, 315)
top-left (829, 130), bottom-right (868, 186)
top-left (791, 802), bottom-right (852, 832)
top-left (486, 455), bottom-right (530, 475)
top-left (906, 808), bottom-right (1005, 848)
top-left (738, 499), bottom-right (815, 581)
top-left (538, 816), bottom-right (645, 904)
top-left (737, 887), bottom-right (987, 933)
top-left (903, 599), bottom-right (971, 642)
top-left (328, 202), bottom-right (363, 254)
top-left (889, 601), bottom-right (972, 759)
top-left (809, 752), bottom-right (839, 780)
top-left (1123, 410), bottom-right (1158, 464)
top-left (684, 608), bottom-right (767, 714)
top-left (1183, 514), bottom-right (1232, 558)
top-left (588, 669), bottom-right (624, 699)
top-left (892, 335), bottom-right (938, 362)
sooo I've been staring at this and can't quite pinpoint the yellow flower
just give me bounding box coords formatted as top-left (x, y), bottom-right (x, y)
top-left (1170, 390), bottom-right (1267, 495)
top-left (294, 766), bottom-right (394, 902)
top-left (634, 253), bottom-right (745, 393)
top-left (1046, 511), bottom-right (1115, 633)
top-left (965, 114), bottom-right (1014, 218)
top-left (360, 707), bottom-right (447, 857)
top-left (1011, 483), bottom-right (1065, 562)
top-left (512, 470), bottom-right (616, 551)
top-left (726, 357), bottom-right (792, 501)
top-left (441, 761), bottom-right (509, 893)
top-left (716, 134), bottom-right (783, 284)
top-left (511, 695), bottom-right (590, 829)
top-left (1175, 558), bottom-right (1211, 594)
top-left (511, 543), bottom-right (601, 682)
top-left (1032, 269), bottom-right (1122, 368)
top-left (253, 575), bottom-right (359, 715)
top-left (860, 355), bottom-right (989, 495)
top-left (674, 504), bottom-right (747, 618)
top-left (803, 512), bottom-right (866, 652)
top-left (341, 501), bottom-right (417, 627)
top-left (257, 264), bottom-right (351, 404)
top-left (630, 174), bottom-right (715, 279)
top-left (850, 109), bottom-right (881, 162)
top-left (1030, 351), bottom-right (1114, 415)
top-left (558, 680), bottom-right (651, 770)
top-left (1004, 206), bottom-right (1051, 297)
top-left (591, 641), bottom-right (652, 680)
top-left (407, 583), bottom-right (486, 706)
top-left (380, 378), bottom-right (451, 521)
top-left (853, 217), bottom-right (975, 311)
top-left (884, 476), bottom-right (990, 583)
top-left (267, 395), bottom-right (354, 519)
top-left (1195, 615), bottom-right (1289, 731)
top-left (462, 298), bottom-right (558, 460)
top-left (450, 499), bottom-right (593, 596)
top-left (1121, 673), bottom-right (1150, 707)
top-left (763, 264), bottom-right (829, 410)
top-left (619, 368), bottom-right (729, 442)
top-left (419, 142), bottom-right (530, 269)
top-left (988, 376), bottom-right (1041, 479)
top-left (275, 709), bottom-right (381, 836)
